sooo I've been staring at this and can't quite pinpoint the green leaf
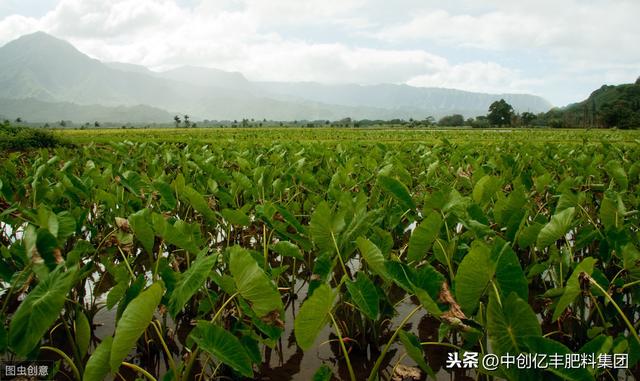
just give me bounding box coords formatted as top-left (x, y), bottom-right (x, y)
top-left (356, 237), bottom-right (388, 278)
top-left (229, 246), bottom-right (283, 318)
top-left (129, 209), bottom-right (155, 254)
top-left (221, 208), bottom-right (251, 226)
top-left (312, 364), bottom-right (333, 381)
top-left (153, 180), bottom-right (177, 209)
top-left (110, 282), bottom-right (163, 372)
top-left (75, 310), bottom-right (91, 357)
top-left (309, 202), bottom-right (345, 254)
top-left (473, 175), bottom-right (500, 204)
top-left (83, 337), bottom-right (113, 381)
top-left (168, 252), bottom-right (217, 318)
top-left (455, 243), bottom-right (494, 315)
top-left (345, 272), bottom-right (379, 320)
top-left (378, 175), bottom-right (416, 211)
top-left (536, 207), bottom-right (575, 248)
top-left (182, 186), bottom-right (217, 223)
top-left (524, 336), bottom-right (595, 381)
top-left (407, 212), bottom-right (442, 262)
top-left (494, 242), bottom-right (528, 302)
top-left (294, 284), bottom-right (335, 350)
top-left (9, 266), bottom-right (77, 356)
top-left (398, 330), bottom-right (433, 376)
top-left (271, 241), bottom-right (304, 260)
top-left (605, 160), bottom-right (628, 190)
top-left (552, 257), bottom-right (596, 321)
top-left (190, 322), bottom-right (254, 377)
top-left (487, 292), bottom-right (541, 356)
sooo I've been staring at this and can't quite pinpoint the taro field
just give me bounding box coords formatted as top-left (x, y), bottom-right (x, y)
top-left (0, 127), bottom-right (639, 381)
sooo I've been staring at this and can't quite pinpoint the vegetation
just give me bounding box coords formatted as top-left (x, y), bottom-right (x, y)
top-left (0, 128), bottom-right (639, 380)
top-left (0, 121), bottom-right (67, 150)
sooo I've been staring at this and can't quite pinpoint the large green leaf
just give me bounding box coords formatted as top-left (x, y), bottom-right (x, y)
top-left (9, 266), bottom-right (77, 356)
top-left (229, 246), bottom-right (283, 318)
top-left (552, 257), bottom-right (596, 321)
top-left (83, 337), bottom-right (112, 381)
top-left (168, 252), bottom-right (217, 317)
top-left (309, 202), bottom-right (345, 254)
top-left (110, 282), bottom-right (163, 372)
top-left (378, 175), bottom-right (416, 211)
top-left (345, 272), bottom-right (379, 320)
top-left (271, 241), bottom-right (304, 260)
top-left (536, 207), bottom-right (575, 248)
top-left (524, 336), bottom-right (595, 381)
top-left (182, 186), bottom-right (217, 223)
top-left (455, 243), bottom-right (494, 315)
top-left (494, 242), bottom-right (528, 302)
top-left (75, 310), bottom-right (91, 357)
top-left (407, 212), bottom-right (442, 262)
top-left (472, 175), bottom-right (500, 204)
top-left (356, 237), bottom-right (388, 278)
top-left (294, 284), bottom-right (335, 350)
top-left (605, 160), bottom-right (628, 190)
top-left (487, 292), bottom-right (541, 356)
top-left (128, 209), bottom-right (155, 254)
top-left (190, 322), bottom-right (254, 377)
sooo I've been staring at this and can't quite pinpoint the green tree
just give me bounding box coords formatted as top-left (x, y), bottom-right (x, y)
top-left (521, 112), bottom-right (536, 126)
top-left (438, 114), bottom-right (464, 126)
top-left (173, 115), bottom-right (181, 128)
top-left (487, 99), bottom-right (514, 126)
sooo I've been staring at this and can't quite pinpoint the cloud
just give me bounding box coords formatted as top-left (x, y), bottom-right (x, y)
top-left (1, 0), bottom-right (635, 105)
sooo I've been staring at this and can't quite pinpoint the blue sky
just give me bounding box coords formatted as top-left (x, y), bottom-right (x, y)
top-left (1, 0), bottom-right (638, 106)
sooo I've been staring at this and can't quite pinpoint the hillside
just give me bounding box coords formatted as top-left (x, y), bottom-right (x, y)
top-left (545, 78), bottom-right (640, 128)
top-left (0, 31), bottom-right (553, 122)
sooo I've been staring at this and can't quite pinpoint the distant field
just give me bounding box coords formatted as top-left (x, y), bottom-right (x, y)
top-left (57, 126), bottom-right (640, 145)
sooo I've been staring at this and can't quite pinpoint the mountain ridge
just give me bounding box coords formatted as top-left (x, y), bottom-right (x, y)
top-left (0, 31), bottom-right (553, 122)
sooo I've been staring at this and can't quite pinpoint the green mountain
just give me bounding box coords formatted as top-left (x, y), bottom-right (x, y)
top-left (0, 98), bottom-right (172, 123)
top-left (545, 78), bottom-right (640, 128)
top-left (0, 31), bottom-right (553, 122)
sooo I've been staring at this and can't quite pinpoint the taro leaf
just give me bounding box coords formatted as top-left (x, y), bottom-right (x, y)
top-left (524, 336), bottom-right (595, 381)
top-left (75, 310), bottom-right (91, 357)
top-left (407, 212), bottom-right (442, 263)
top-left (356, 237), bottom-right (388, 278)
top-left (599, 191), bottom-right (625, 231)
top-left (36, 228), bottom-right (59, 268)
top-left (345, 272), bottom-right (379, 320)
top-left (83, 336), bottom-right (113, 381)
top-left (56, 212), bottom-right (76, 240)
top-left (398, 330), bottom-right (433, 376)
top-left (129, 209), bottom-right (155, 254)
top-left (229, 246), bottom-right (283, 318)
top-left (182, 186), bottom-right (217, 223)
top-left (312, 364), bottom-right (333, 381)
top-left (494, 242), bottom-right (529, 302)
top-left (518, 222), bottom-right (543, 249)
top-left (110, 282), bottom-right (163, 372)
top-left (552, 257), bottom-right (596, 321)
top-left (190, 322), bottom-right (254, 377)
top-left (153, 180), bottom-right (177, 210)
top-left (271, 241), bottom-right (304, 260)
top-left (487, 292), bottom-right (541, 379)
top-left (579, 335), bottom-right (613, 358)
top-left (536, 207), bottom-right (575, 248)
top-left (385, 261), bottom-right (415, 293)
top-left (309, 202), bottom-right (345, 254)
top-left (455, 243), bottom-right (494, 315)
top-left (472, 175), bottom-right (500, 205)
top-left (221, 208), bottom-right (250, 226)
top-left (294, 284), bottom-right (335, 350)
top-left (168, 251), bottom-right (217, 318)
top-left (605, 160), bottom-right (628, 190)
top-left (378, 175), bottom-right (416, 211)
top-left (9, 266), bottom-right (77, 356)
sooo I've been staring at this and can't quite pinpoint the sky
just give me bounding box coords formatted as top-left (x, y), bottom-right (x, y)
top-left (0, 0), bottom-right (638, 106)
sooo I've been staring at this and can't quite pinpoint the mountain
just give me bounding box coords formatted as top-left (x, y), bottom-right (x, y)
top-left (543, 78), bottom-right (640, 128)
top-left (0, 98), bottom-right (172, 123)
top-left (0, 32), bottom-right (553, 122)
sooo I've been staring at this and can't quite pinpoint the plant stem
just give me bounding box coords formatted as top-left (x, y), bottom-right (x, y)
top-left (122, 361), bottom-right (158, 381)
top-left (589, 276), bottom-right (640, 345)
top-left (211, 291), bottom-right (239, 322)
top-left (367, 305), bottom-right (422, 381)
top-left (329, 312), bottom-right (356, 381)
top-left (331, 231), bottom-right (350, 279)
top-left (41, 346), bottom-right (81, 381)
top-left (151, 320), bottom-right (177, 376)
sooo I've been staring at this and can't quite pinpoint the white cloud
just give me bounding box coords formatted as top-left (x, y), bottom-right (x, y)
top-left (0, 0), bottom-right (636, 105)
